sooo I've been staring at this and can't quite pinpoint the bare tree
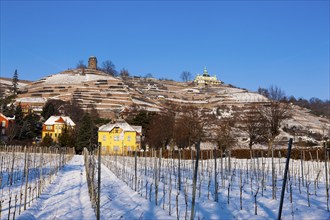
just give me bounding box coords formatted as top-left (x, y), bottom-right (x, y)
top-left (174, 105), bottom-right (211, 149)
top-left (268, 85), bottom-right (286, 101)
top-left (260, 101), bottom-right (292, 151)
top-left (100, 60), bottom-right (117, 76)
top-left (257, 87), bottom-right (269, 98)
top-left (214, 118), bottom-right (236, 151)
top-left (241, 103), bottom-right (267, 150)
top-left (146, 111), bottom-right (175, 149)
top-left (76, 60), bottom-right (86, 69)
top-left (119, 68), bottom-right (130, 78)
top-left (145, 73), bottom-right (153, 78)
top-left (180, 71), bottom-right (192, 82)
top-left (7, 121), bottom-right (17, 144)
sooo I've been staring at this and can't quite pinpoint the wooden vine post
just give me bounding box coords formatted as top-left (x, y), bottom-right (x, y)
top-left (190, 141), bottom-right (200, 220)
top-left (278, 138), bottom-right (293, 220)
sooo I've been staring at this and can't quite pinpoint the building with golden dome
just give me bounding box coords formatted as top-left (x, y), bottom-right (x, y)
top-left (194, 67), bottom-right (222, 86)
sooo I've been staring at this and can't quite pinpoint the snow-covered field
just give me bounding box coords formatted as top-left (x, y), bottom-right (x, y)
top-left (3, 152), bottom-right (330, 220)
top-left (100, 153), bottom-right (330, 219)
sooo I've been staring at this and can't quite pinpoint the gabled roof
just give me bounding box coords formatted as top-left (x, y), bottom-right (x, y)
top-left (99, 119), bottom-right (142, 134)
top-left (0, 113), bottom-right (15, 121)
top-left (44, 116), bottom-right (75, 126)
top-left (131, 126), bottom-right (142, 134)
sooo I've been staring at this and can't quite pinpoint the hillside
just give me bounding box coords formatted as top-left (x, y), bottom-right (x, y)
top-left (0, 77), bottom-right (32, 97)
top-left (7, 67), bottom-right (330, 147)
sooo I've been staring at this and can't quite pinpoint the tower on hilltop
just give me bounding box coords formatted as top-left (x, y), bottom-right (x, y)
top-left (88, 56), bottom-right (97, 70)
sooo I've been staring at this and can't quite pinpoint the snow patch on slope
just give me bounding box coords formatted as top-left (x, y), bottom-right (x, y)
top-left (42, 73), bottom-right (117, 85)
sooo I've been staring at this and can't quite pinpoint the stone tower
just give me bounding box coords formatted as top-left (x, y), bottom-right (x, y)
top-left (88, 56), bottom-right (97, 69)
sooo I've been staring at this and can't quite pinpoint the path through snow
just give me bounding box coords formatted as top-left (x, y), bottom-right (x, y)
top-left (18, 155), bottom-right (95, 220)
top-left (17, 155), bottom-right (174, 220)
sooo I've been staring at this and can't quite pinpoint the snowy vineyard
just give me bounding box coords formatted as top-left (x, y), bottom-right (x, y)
top-left (85, 147), bottom-right (330, 219)
top-left (0, 145), bottom-right (329, 219)
top-left (0, 146), bottom-right (74, 220)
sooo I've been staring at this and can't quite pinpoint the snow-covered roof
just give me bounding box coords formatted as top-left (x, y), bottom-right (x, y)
top-left (131, 125), bottom-right (142, 134)
top-left (99, 119), bottom-right (141, 134)
top-left (0, 113), bottom-right (15, 120)
top-left (44, 116), bottom-right (76, 126)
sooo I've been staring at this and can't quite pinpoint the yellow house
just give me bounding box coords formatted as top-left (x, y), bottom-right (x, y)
top-left (42, 116), bottom-right (76, 143)
top-left (98, 119), bottom-right (142, 154)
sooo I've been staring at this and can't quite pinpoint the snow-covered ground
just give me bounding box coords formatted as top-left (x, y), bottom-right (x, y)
top-left (16, 155), bottom-right (173, 220)
top-left (6, 154), bottom-right (330, 220)
top-left (18, 155), bottom-right (95, 220)
top-left (42, 73), bottom-right (116, 85)
top-left (99, 163), bottom-right (175, 219)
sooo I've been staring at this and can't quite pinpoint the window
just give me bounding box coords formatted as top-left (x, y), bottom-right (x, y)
top-left (46, 126), bottom-right (52, 130)
top-left (114, 136), bottom-right (119, 141)
top-left (103, 135), bottom-right (106, 141)
top-left (1, 121), bottom-right (5, 127)
top-left (55, 133), bottom-right (57, 137)
top-left (127, 136), bottom-right (131, 141)
top-left (1, 129), bottom-right (5, 135)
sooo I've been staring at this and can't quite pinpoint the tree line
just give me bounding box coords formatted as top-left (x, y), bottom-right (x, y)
top-left (126, 90), bottom-right (292, 153)
top-left (76, 59), bottom-right (129, 78)
top-left (258, 86), bottom-right (330, 118)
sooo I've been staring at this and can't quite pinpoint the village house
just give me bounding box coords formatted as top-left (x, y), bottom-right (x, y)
top-left (98, 119), bottom-right (142, 155)
top-left (0, 113), bottom-right (15, 141)
top-left (15, 97), bottom-right (47, 116)
top-left (42, 116), bottom-right (75, 143)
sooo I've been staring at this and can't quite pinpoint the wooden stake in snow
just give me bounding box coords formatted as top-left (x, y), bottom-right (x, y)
top-left (178, 149), bottom-right (181, 191)
top-left (214, 147), bottom-right (218, 202)
top-left (324, 142), bottom-right (329, 212)
top-left (134, 150), bottom-right (137, 191)
top-left (277, 138), bottom-right (293, 220)
top-left (97, 143), bottom-right (101, 220)
top-left (190, 141), bottom-right (200, 220)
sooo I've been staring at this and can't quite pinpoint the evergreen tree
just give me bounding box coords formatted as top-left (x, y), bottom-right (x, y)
top-left (58, 124), bottom-right (76, 148)
top-left (14, 104), bottom-right (24, 139)
top-left (66, 98), bottom-right (84, 124)
top-left (12, 69), bottom-right (18, 95)
top-left (41, 102), bottom-right (56, 120)
top-left (19, 113), bottom-right (41, 140)
top-left (76, 113), bottom-right (96, 154)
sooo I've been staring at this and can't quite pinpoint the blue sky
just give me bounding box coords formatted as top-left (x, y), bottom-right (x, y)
top-left (1, 1), bottom-right (329, 100)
